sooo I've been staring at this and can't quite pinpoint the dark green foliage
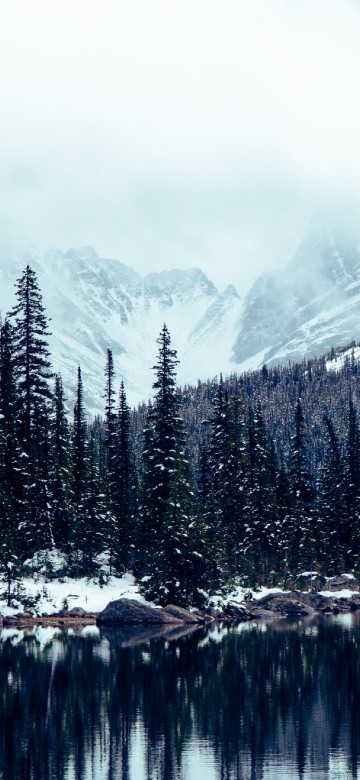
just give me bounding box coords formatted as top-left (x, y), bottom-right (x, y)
top-left (138, 325), bottom-right (206, 605)
top-left (7, 266), bottom-right (53, 554)
top-left (8, 265), bottom-right (52, 453)
top-left (241, 405), bottom-right (280, 582)
top-left (50, 375), bottom-right (74, 552)
top-left (112, 381), bottom-right (136, 571)
top-left (4, 265), bottom-right (360, 599)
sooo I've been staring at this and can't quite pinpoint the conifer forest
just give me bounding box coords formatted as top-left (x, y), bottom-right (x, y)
top-left (1, 265), bottom-right (360, 607)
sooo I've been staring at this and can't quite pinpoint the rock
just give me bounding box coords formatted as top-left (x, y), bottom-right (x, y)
top-left (97, 599), bottom-right (186, 626)
top-left (162, 604), bottom-right (202, 623)
top-left (296, 572), bottom-right (327, 590)
top-left (203, 607), bottom-right (219, 619)
top-left (222, 601), bottom-right (253, 622)
top-left (68, 607), bottom-right (87, 617)
top-left (324, 575), bottom-right (359, 592)
top-left (255, 593), bottom-right (315, 617)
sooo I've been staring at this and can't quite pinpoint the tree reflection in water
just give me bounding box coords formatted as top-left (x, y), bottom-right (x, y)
top-left (0, 617), bottom-right (360, 780)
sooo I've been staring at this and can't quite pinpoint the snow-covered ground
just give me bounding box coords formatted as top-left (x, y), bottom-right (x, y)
top-left (1, 553), bottom-right (358, 620)
top-left (0, 571), bottom-right (152, 618)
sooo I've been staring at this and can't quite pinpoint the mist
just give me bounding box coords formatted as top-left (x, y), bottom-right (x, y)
top-left (1, 0), bottom-right (360, 295)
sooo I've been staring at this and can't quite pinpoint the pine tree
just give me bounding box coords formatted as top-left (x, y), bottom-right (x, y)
top-left (8, 265), bottom-right (52, 454)
top-left (112, 380), bottom-right (135, 571)
top-left (204, 382), bottom-right (247, 584)
top-left (71, 366), bottom-right (89, 570)
top-left (50, 375), bottom-right (74, 552)
top-left (241, 405), bottom-right (280, 582)
top-left (0, 319), bottom-right (22, 551)
top-left (81, 428), bottom-right (109, 570)
top-left (286, 398), bottom-right (315, 573)
top-left (103, 348), bottom-right (117, 502)
top-left (343, 395), bottom-right (360, 568)
top-left (139, 325), bottom-right (205, 606)
top-left (8, 266), bottom-right (53, 554)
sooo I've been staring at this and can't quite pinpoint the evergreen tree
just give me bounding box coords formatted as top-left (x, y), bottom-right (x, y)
top-left (8, 265), bottom-right (52, 454)
top-left (139, 325), bottom-right (205, 605)
top-left (241, 405), bottom-right (280, 582)
top-left (71, 366), bottom-right (89, 570)
top-left (50, 375), bottom-right (74, 552)
top-left (286, 398), bottom-right (315, 572)
top-left (0, 319), bottom-right (22, 552)
top-left (103, 348), bottom-right (117, 502)
top-left (343, 395), bottom-right (360, 568)
top-left (81, 428), bottom-right (109, 570)
top-left (112, 380), bottom-right (135, 571)
top-left (8, 266), bottom-right (53, 554)
top-left (204, 382), bottom-right (247, 584)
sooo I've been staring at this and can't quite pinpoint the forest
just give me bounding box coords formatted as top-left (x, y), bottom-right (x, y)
top-left (1, 265), bottom-right (360, 607)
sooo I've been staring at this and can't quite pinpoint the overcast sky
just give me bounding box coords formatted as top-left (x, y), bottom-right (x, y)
top-left (1, 0), bottom-right (360, 295)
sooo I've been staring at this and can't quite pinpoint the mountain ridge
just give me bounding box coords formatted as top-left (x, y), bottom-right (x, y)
top-left (2, 220), bottom-right (360, 414)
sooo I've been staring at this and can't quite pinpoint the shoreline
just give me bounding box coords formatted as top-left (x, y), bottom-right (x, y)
top-left (3, 584), bottom-right (360, 630)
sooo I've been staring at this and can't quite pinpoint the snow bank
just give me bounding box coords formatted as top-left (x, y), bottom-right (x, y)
top-left (0, 572), bottom-right (151, 617)
top-left (319, 589), bottom-right (360, 599)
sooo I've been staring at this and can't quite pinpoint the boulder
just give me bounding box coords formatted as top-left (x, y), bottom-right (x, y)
top-left (324, 575), bottom-right (360, 592)
top-left (97, 599), bottom-right (185, 626)
top-left (162, 604), bottom-right (202, 623)
top-left (296, 572), bottom-right (327, 590)
top-left (254, 593), bottom-right (315, 617)
top-left (222, 601), bottom-right (253, 622)
top-left (67, 607), bottom-right (87, 617)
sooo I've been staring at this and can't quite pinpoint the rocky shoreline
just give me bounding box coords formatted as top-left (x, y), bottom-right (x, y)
top-left (2, 575), bottom-right (359, 630)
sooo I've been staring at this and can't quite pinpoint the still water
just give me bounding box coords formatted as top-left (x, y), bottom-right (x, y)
top-left (1, 614), bottom-right (360, 780)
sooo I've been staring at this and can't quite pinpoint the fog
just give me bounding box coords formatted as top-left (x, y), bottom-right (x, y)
top-left (0, 0), bottom-right (360, 294)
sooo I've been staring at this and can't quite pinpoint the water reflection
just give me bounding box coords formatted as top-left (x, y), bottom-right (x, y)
top-left (1, 615), bottom-right (360, 779)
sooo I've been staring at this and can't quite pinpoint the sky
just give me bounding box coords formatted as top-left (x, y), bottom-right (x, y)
top-left (1, 0), bottom-right (360, 296)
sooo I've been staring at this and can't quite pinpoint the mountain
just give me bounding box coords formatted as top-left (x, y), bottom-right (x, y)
top-left (232, 220), bottom-right (360, 368)
top-left (2, 219), bottom-right (360, 415)
top-left (0, 246), bottom-right (242, 415)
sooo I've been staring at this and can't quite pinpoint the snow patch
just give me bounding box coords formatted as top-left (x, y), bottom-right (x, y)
top-left (0, 572), bottom-right (152, 617)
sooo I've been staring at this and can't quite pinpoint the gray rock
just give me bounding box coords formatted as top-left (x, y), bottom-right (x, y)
top-left (324, 575), bottom-right (359, 592)
top-left (296, 572), bottom-right (327, 590)
top-left (254, 593), bottom-right (315, 617)
top-left (222, 601), bottom-right (252, 622)
top-left (68, 607), bottom-right (87, 617)
top-left (162, 604), bottom-right (202, 623)
top-left (97, 599), bottom-right (184, 626)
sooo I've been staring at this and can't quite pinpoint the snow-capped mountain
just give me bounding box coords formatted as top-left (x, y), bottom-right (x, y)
top-left (2, 218), bottom-right (360, 416)
top-left (232, 221), bottom-right (360, 369)
top-left (0, 246), bottom-right (242, 414)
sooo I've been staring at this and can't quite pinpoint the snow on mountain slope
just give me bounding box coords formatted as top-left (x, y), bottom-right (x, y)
top-left (232, 221), bottom-right (360, 370)
top-left (2, 218), bottom-right (360, 417)
top-left (0, 246), bottom-right (243, 414)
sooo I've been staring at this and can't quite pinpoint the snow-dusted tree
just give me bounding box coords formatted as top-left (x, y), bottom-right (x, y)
top-left (81, 428), bottom-right (110, 571)
top-left (241, 405), bottom-right (280, 582)
top-left (49, 375), bottom-right (74, 552)
top-left (71, 366), bottom-right (89, 569)
top-left (343, 395), bottom-right (360, 568)
top-left (103, 348), bottom-right (117, 499)
top-left (0, 319), bottom-right (22, 545)
top-left (8, 265), bottom-right (52, 454)
top-left (139, 325), bottom-right (205, 606)
top-left (8, 266), bottom-right (53, 553)
top-left (204, 381), bottom-right (247, 584)
top-left (112, 380), bottom-right (136, 570)
top-left (286, 398), bottom-right (315, 572)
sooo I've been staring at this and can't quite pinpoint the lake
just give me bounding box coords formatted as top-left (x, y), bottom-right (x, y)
top-left (1, 614), bottom-right (360, 779)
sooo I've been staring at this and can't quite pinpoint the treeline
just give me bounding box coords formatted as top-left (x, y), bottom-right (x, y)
top-left (1, 265), bottom-right (360, 605)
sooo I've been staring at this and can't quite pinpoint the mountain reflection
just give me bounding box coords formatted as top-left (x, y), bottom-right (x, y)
top-left (0, 617), bottom-right (360, 779)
